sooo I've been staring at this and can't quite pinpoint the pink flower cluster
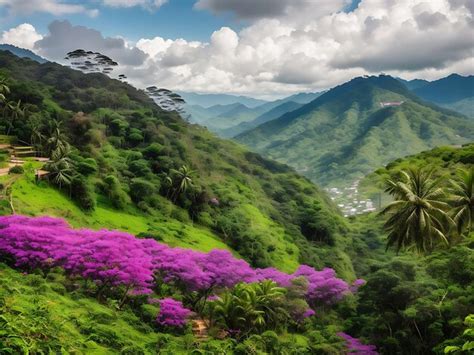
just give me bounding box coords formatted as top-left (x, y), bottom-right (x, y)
top-left (338, 332), bottom-right (378, 354)
top-left (156, 298), bottom-right (191, 328)
top-left (0, 215), bottom-right (358, 307)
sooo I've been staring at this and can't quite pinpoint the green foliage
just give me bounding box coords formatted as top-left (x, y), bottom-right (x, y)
top-left (8, 165), bottom-right (23, 174)
top-left (70, 175), bottom-right (96, 211)
top-left (381, 168), bottom-right (453, 253)
top-left (443, 314), bottom-right (474, 354)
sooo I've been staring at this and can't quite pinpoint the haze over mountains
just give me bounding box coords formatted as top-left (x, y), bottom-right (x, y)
top-left (185, 92), bottom-right (323, 137)
top-left (236, 75), bottom-right (473, 187)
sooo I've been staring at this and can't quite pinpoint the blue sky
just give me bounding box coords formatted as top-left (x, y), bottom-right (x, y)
top-left (0, 0), bottom-right (363, 42)
top-left (0, 1), bottom-right (244, 42)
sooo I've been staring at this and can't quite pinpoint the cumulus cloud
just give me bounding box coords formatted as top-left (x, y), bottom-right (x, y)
top-left (0, 0), bottom-right (99, 17)
top-left (14, 0), bottom-right (474, 98)
top-left (35, 20), bottom-right (147, 66)
top-left (1, 23), bottom-right (43, 50)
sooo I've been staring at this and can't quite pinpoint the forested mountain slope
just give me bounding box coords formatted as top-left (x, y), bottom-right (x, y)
top-left (237, 75), bottom-right (473, 187)
top-left (0, 49), bottom-right (351, 276)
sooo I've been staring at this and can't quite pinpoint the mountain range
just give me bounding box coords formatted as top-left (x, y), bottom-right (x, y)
top-left (185, 91), bottom-right (322, 137)
top-left (236, 75), bottom-right (473, 187)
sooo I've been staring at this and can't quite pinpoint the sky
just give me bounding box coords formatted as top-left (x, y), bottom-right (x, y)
top-left (0, 0), bottom-right (473, 99)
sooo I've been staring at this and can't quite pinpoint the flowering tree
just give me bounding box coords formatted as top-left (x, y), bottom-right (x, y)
top-left (0, 215), bottom-right (361, 319)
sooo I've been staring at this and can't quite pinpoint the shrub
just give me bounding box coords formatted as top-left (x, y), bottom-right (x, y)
top-left (9, 165), bottom-right (24, 174)
top-left (129, 178), bottom-right (156, 203)
top-left (70, 176), bottom-right (96, 210)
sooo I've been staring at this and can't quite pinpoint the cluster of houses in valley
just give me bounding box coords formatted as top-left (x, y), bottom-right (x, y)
top-left (326, 180), bottom-right (376, 217)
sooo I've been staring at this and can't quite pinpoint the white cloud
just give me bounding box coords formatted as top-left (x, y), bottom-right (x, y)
top-left (8, 0), bottom-right (473, 98)
top-left (0, 0), bottom-right (99, 17)
top-left (141, 0), bottom-right (473, 97)
top-left (35, 20), bottom-right (147, 66)
top-left (1, 23), bottom-right (43, 50)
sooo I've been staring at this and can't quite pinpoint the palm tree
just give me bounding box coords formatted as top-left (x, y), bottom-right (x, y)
top-left (212, 281), bottom-right (287, 337)
top-left (449, 167), bottom-right (474, 235)
top-left (47, 119), bottom-right (69, 156)
top-left (6, 100), bottom-right (24, 135)
top-left (381, 168), bottom-right (453, 253)
top-left (170, 165), bottom-right (195, 202)
top-left (29, 120), bottom-right (45, 155)
top-left (0, 77), bottom-right (9, 103)
top-left (45, 146), bottom-right (73, 189)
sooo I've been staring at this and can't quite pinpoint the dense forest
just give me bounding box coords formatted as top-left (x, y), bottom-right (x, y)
top-left (0, 51), bottom-right (472, 354)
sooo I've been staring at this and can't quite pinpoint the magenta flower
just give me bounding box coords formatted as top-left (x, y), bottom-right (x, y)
top-left (337, 332), bottom-right (378, 354)
top-left (156, 298), bottom-right (191, 328)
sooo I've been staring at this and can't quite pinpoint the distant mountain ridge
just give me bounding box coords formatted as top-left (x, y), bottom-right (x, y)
top-left (396, 74), bottom-right (474, 117)
top-left (0, 44), bottom-right (47, 63)
top-left (185, 91), bottom-right (322, 137)
top-left (178, 91), bottom-right (267, 108)
top-left (237, 75), bottom-right (473, 187)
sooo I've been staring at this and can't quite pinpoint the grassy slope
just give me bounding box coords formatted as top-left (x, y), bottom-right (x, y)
top-left (0, 263), bottom-right (194, 354)
top-left (237, 76), bottom-right (473, 187)
top-left (9, 177), bottom-right (232, 253)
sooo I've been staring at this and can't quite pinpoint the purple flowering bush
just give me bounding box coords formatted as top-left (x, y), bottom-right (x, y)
top-left (156, 298), bottom-right (192, 328)
top-left (338, 332), bottom-right (378, 354)
top-left (0, 215), bottom-right (365, 329)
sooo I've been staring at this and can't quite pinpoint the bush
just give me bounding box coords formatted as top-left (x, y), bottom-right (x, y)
top-left (70, 176), bottom-right (96, 210)
top-left (9, 165), bottom-right (24, 174)
top-left (129, 178), bottom-right (156, 203)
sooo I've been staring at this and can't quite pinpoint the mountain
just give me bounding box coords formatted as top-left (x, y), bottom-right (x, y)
top-left (178, 91), bottom-right (267, 108)
top-left (0, 44), bottom-right (47, 63)
top-left (409, 74), bottom-right (474, 117)
top-left (237, 75), bottom-right (474, 187)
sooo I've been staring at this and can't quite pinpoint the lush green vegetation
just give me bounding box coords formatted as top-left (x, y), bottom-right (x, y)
top-left (0, 49), bottom-right (351, 276)
top-left (0, 51), bottom-right (472, 354)
top-left (237, 75), bottom-right (473, 187)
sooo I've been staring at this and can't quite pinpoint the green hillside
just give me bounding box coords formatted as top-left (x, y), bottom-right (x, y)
top-left (1, 51), bottom-right (473, 355)
top-left (237, 75), bottom-right (473, 187)
top-left (0, 49), bottom-right (351, 275)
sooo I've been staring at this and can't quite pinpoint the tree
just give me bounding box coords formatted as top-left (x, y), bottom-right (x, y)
top-left (170, 165), bottom-right (195, 202)
top-left (0, 76), bottom-right (10, 103)
top-left (450, 167), bottom-right (474, 235)
top-left (211, 281), bottom-right (287, 338)
top-left (45, 146), bottom-right (73, 189)
top-left (5, 100), bottom-right (24, 135)
top-left (47, 119), bottom-right (69, 157)
top-left (381, 168), bottom-right (453, 253)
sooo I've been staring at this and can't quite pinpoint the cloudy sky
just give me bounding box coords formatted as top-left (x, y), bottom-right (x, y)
top-left (0, 0), bottom-right (473, 99)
